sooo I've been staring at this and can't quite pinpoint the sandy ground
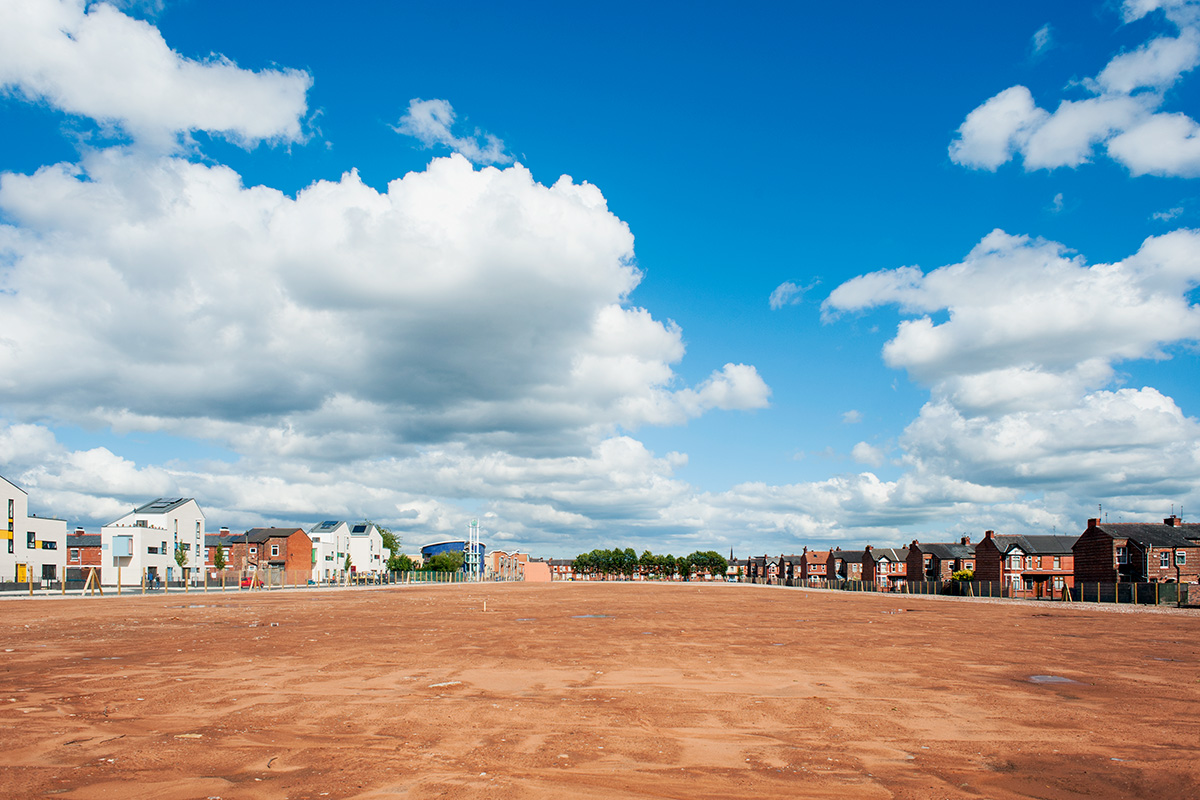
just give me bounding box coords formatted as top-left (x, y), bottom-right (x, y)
top-left (0, 582), bottom-right (1197, 799)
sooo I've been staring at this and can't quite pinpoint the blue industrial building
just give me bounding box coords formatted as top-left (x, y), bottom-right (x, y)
top-left (421, 539), bottom-right (485, 566)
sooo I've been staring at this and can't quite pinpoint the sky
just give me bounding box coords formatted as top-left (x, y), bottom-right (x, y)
top-left (1, 0), bottom-right (1199, 557)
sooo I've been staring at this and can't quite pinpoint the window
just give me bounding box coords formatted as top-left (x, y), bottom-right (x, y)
top-left (1161, 551), bottom-right (1171, 568)
top-left (1053, 556), bottom-right (1061, 569)
top-left (136, 519), bottom-right (147, 527)
top-left (27, 531), bottom-right (35, 548)
top-left (7, 499), bottom-right (12, 523)
top-left (147, 546), bottom-right (158, 554)
top-left (1176, 551), bottom-right (1187, 566)
top-left (161, 541), bottom-right (167, 553)
top-left (7, 539), bottom-right (12, 554)
top-left (69, 548), bottom-right (80, 562)
top-left (1116, 546), bottom-right (1127, 564)
top-left (271, 544), bottom-right (279, 557)
top-left (1010, 555), bottom-right (1021, 570)
top-left (42, 541), bottom-right (56, 550)
top-left (250, 546), bottom-right (257, 554)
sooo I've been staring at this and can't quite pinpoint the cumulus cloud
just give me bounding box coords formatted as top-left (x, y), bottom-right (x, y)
top-left (950, 3), bottom-right (1200, 176)
top-left (822, 228), bottom-right (1200, 541)
top-left (851, 441), bottom-right (886, 467)
top-left (0, 0), bottom-right (311, 149)
top-left (394, 98), bottom-right (512, 165)
top-left (0, 150), bottom-right (769, 456)
top-left (841, 410), bottom-right (863, 424)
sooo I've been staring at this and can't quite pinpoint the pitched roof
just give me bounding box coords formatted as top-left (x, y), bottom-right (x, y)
top-left (990, 534), bottom-right (1077, 555)
top-left (1091, 523), bottom-right (1200, 549)
top-left (919, 542), bottom-right (975, 559)
top-left (829, 549), bottom-right (864, 564)
top-left (66, 534), bottom-right (101, 547)
top-left (230, 527), bottom-right (305, 544)
top-left (133, 497), bottom-right (193, 514)
top-left (868, 547), bottom-right (908, 562)
top-left (310, 520), bottom-right (345, 532)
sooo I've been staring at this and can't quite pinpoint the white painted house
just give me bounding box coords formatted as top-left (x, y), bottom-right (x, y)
top-left (349, 522), bottom-right (386, 574)
top-left (101, 498), bottom-right (206, 586)
top-left (0, 474), bottom-right (67, 584)
top-left (308, 520), bottom-right (349, 582)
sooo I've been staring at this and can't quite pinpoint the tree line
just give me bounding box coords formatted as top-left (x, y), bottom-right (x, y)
top-left (571, 548), bottom-right (729, 581)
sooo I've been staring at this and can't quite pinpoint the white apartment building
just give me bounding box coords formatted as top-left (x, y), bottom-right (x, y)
top-left (0, 474), bottom-right (67, 583)
top-left (101, 498), bottom-right (206, 586)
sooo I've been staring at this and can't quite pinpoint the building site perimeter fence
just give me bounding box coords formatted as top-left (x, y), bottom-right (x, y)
top-left (1, 568), bottom-right (486, 597)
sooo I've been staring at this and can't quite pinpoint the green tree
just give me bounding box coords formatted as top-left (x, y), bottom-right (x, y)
top-left (388, 553), bottom-right (413, 572)
top-left (423, 550), bottom-right (464, 572)
top-left (369, 521), bottom-right (400, 556)
top-left (174, 542), bottom-right (189, 580)
top-left (344, 553), bottom-right (352, 574)
top-left (687, 550), bottom-right (728, 581)
top-left (676, 556), bottom-right (693, 581)
top-left (951, 568), bottom-right (974, 582)
top-left (213, 542), bottom-right (226, 571)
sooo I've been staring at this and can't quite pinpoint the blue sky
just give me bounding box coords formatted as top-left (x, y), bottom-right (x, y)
top-left (1, 0), bottom-right (1198, 556)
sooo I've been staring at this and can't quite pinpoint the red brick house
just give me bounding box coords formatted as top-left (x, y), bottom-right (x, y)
top-left (974, 531), bottom-right (1076, 595)
top-left (228, 527), bottom-right (314, 583)
top-left (826, 548), bottom-right (864, 582)
top-left (1072, 517), bottom-right (1200, 584)
top-left (798, 548), bottom-right (829, 585)
top-left (65, 528), bottom-right (102, 582)
top-left (862, 546), bottom-right (908, 590)
top-left (907, 537), bottom-right (975, 583)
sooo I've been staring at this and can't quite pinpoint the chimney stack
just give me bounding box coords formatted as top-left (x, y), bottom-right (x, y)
top-left (984, 530), bottom-right (994, 540)
top-left (1087, 518), bottom-right (1100, 528)
top-left (1165, 516), bottom-right (1182, 527)
top-left (960, 534), bottom-right (971, 545)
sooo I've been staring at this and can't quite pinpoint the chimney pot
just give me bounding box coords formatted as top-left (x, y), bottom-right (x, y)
top-left (1165, 516), bottom-right (1181, 527)
top-left (984, 530), bottom-right (994, 539)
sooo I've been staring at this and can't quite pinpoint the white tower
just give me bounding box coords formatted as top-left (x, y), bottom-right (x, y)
top-left (466, 518), bottom-right (481, 581)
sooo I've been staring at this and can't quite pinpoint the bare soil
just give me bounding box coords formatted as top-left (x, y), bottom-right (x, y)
top-left (0, 582), bottom-right (1197, 799)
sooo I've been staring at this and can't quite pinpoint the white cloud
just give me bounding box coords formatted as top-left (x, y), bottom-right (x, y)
top-left (851, 441), bottom-right (886, 467)
top-left (0, 150), bottom-right (765, 456)
top-left (1032, 24), bottom-right (1054, 56)
top-left (950, 5), bottom-right (1200, 176)
top-left (841, 409), bottom-right (863, 424)
top-left (820, 229), bottom-right (1200, 544)
top-left (0, 0), bottom-right (311, 149)
top-left (1051, 192), bottom-right (1064, 213)
top-left (824, 228), bottom-right (1200, 391)
top-left (769, 279), bottom-right (818, 309)
top-left (394, 98), bottom-right (512, 165)
top-left (1153, 205), bottom-right (1185, 220)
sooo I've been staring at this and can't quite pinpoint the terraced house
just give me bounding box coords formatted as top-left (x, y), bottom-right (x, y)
top-left (1072, 517), bottom-right (1200, 585)
top-left (974, 531), bottom-right (1076, 595)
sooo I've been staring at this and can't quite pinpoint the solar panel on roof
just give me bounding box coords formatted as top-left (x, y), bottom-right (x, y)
top-left (352, 524), bottom-right (367, 533)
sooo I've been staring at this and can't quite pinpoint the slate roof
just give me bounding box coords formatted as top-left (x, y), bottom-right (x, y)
top-left (229, 527), bottom-right (306, 544)
top-left (66, 534), bottom-right (101, 548)
top-left (868, 547), bottom-right (908, 562)
top-left (829, 549), bottom-right (865, 564)
top-left (990, 534), bottom-right (1078, 555)
top-left (1091, 523), bottom-right (1200, 549)
top-left (918, 542), bottom-right (975, 560)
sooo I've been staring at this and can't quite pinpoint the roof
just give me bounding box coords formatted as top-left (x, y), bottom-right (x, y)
top-left (310, 520), bottom-right (345, 532)
top-left (1090, 523), bottom-right (1200, 549)
top-left (989, 534), bottom-right (1077, 555)
top-left (66, 534), bottom-right (101, 547)
top-left (918, 542), bottom-right (975, 560)
top-left (829, 549), bottom-right (864, 564)
top-left (132, 496), bottom-right (193, 515)
top-left (230, 527), bottom-right (306, 544)
top-left (867, 547), bottom-right (908, 562)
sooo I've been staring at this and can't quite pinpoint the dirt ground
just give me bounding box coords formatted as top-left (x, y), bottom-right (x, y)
top-left (0, 582), bottom-right (1197, 800)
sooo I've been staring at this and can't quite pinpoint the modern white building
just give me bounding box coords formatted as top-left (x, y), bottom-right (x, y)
top-left (101, 498), bottom-right (206, 586)
top-left (308, 520), bottom-right (350, 582)
top-left (349, 521), bottom-right (386, 574)
top-left (0, 474), bottom-right (67, 584)
top-left (308, 520), bottom-right (386, 576)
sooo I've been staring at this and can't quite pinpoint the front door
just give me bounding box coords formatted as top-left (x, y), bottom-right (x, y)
top-left (16, 563), bottom-right (27, 582)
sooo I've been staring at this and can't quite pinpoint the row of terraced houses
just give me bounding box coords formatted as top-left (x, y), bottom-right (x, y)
top-left (729, 517), bottom-right (1200, 595)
